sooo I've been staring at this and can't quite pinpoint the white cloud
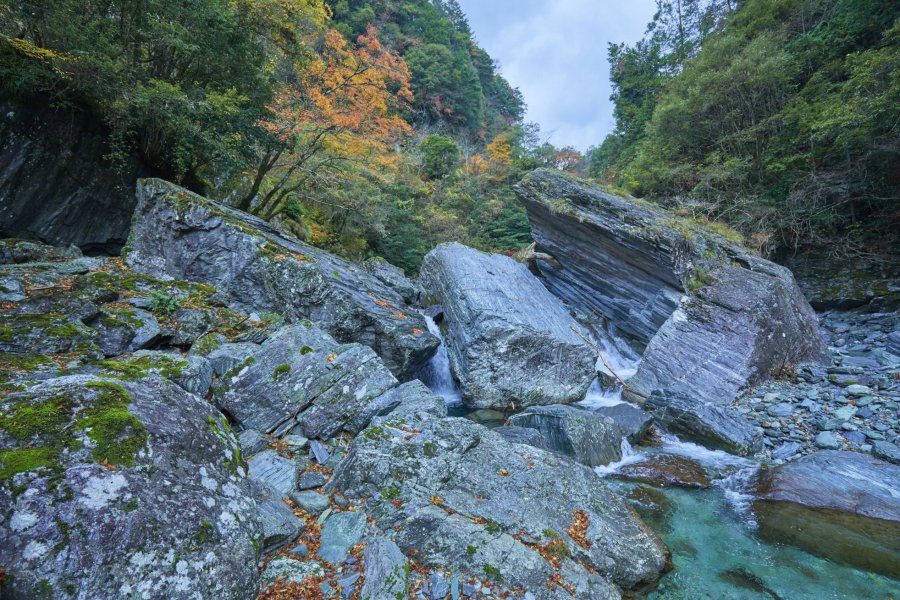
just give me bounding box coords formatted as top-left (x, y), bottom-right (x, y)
top-left (457, 0), bottom-right (656, 150)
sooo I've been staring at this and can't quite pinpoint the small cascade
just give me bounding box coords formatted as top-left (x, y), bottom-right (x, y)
top-left (593, 438), bottom-right (648, 476)
top-left (578, 324), bottom-right (641, 409)
top-left (417, 315), bottom-right (463, 406)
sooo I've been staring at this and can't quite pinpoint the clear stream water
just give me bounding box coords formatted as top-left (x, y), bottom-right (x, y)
top-left (418, 320), bottom-right (900, 598)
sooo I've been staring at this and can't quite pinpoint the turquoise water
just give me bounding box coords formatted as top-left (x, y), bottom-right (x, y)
top-left (608, 479), bottom-right (900, 599)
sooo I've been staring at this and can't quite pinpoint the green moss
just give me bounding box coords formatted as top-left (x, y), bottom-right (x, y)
top-left (96, 355), bottom-right (186, 381)
top-left (149, 291), bottom-right (180, 316)
top-left (542, 528), bottom-right (559, 539)
top-left (485, 520), bottom-right (502, 535)
top-left (0, 447), bottom-right (55, 480)
top-left (300, 345), bottom-right (314, 355)
top-left (272, 364), bottom-right (291, 380)
top-left (466, 545), bottom-right (477, 555)
top-left (482, 564), bottom-right (504, 583)
top-left (193, 520), bottom-right (216, 547)
top-left (546, 539), bottom-right (571, 559)
top-left (223, 356), bottom-right (255, 380)
top-left (123, 497), bottom-right (140, 512)
top-left (192, 333), bottom-right (222, 356)
top-left (684, 266), bottom-right (715, 294)
top-left (363, 425), bottom-right (389, 441)
top-left (380, 484), bottom-right (401, 499)
top-left (81, 381), bottom-right (148, 467)
top-left (423, 441), bottom-right (437, 458)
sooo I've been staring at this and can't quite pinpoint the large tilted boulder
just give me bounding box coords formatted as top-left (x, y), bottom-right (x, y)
top-left (211, 322), bottom-right (399, 440)
top-left (419, 243), bottom-right (596, 409)
top-left (753, 450), bottom-right (900, 577)
top-left (0, 375), bottom-right (262, 599)
top-left (327, 417), bottom-right (669, 598)
top-left (508, 404), bottom-right (625, 467)
top-left (125, 179), bottom-right (439, 380)
top-left (515, 170), bottom-right (827, 410)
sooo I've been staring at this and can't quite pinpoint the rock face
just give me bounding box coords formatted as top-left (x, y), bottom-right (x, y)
top-left (515, 170), bottom-right (827, 408)
top-left (125, 178), bottom-right (439, 380)
top-left (419, 242), bottom-right (595, 409)
top-left (753, 450), bottom-right (900, 577)
top-left (328, 417), bottom-right (669, 596)
top-left (212, 322), bottom-right (399, 440)
top-left (0, 375), bottom-right (262, 599)
top-left (0, 102), bottom-right (151, 254)
top-left (508, 404), bottom-right (624, 467)
top-left (646, 391), bottom-right (762, 456)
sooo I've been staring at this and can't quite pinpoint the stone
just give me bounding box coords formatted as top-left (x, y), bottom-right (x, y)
top-left (328, 417), bottom-right (668, 595)
top-left (0, 312), bottom-right (101, 357)
top-left (833, 405), bottom-right (857, 421)
top-left (492, 425), bottom-right (547, 449)
top-left (239, 429), bottom-right (270, 456)
top-left (754, 450), bottom-right (900, 577)
top-left (515, 170), bottom-right (826, 408)
top-left (872, 441), bottom-right (900, 464)
top-left (290, 490), bottom-right (331, 515)
top-left (298, 471), bottom-right (328, 490)
top-left (592, 403), bottom-right (654, 443)
top-left (767, 403), bottom-right (795, 418)
top-left (0, 102), bottom-right (149, 253)
top-left (260, 557), bottom-right (324, 586)
top-left (90, 306), bottom-right (161, 356)
top-left (359, 536), bottom-right (409, 600)
top-left (646, 390), bottom-right (762, 456)
top-left (247, 450), bottom-right (298, 497)
top-left (125, 179), bottom-right (438, 379)
top-left (815, 431), bottom-right (841, 449)
top-left (363, 256), bottom-right (424, 305)
top-left (842, 431), bottom-right (866, 444)
top-left (430, 572), bottom-right (450, 599)
top-left (616, 454), bottom-right (711, 488)
top-left (318, 510), bottom-right (368, 564)
top-left (200, 342), bottom-right (259, 376)
top-left (310, 440), bottom-right (331, 465)
top-left (418, 242), bottom-right (595, 409)
top-left (251, 480), bottom-right (305, 553)
top-left (508, 404), bottom-right (624, 467)
top-left (0, 375), bottom-right (261, 598)
top-left (212, 323), bottom-right (398, 440)
top-left (772, 442), bottom-right (801, 460)
top-left (349, 379), bottom-right (447, 433)
top-left (846, 384), bottom-right (872, 397)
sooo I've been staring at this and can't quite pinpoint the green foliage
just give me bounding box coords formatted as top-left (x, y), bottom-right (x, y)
top-left (421, 135), bottom-right (461, 179)
top-left (594, 0), bottom-right (900, 254)
top-left (149, 291), bottom-right (180, 316)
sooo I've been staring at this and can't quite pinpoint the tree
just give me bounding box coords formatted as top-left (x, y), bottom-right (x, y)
top-left (421, 134), bottom-right (460, 179)
top-left (241, 25), bottom-right (413, 216)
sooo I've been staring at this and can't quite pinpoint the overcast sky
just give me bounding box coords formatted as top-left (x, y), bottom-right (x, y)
top-left (457, 0), bottom-right (657, 151)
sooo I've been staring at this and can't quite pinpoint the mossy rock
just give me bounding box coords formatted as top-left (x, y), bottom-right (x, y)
top-left (0, 313), bottom-right (102, 358)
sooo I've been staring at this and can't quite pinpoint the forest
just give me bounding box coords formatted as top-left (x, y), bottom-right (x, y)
top-left (1, 0), bottom-right (897, 268)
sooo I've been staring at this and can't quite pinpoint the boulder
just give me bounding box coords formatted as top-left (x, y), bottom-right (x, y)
top-left (592, 403), bottom-right (653, 444)
top-left (0, 375), bottom-right (262, 599)
top-left (318, 510), bottom-right (368, 564)
top-left (359, 536), bottom-right (409, 600)
top-left (615, 454), bottom-right (711, 488)
top-left (348, 379), bottom-right (447, 432)
top-left (212, 323), bottom-right (398, 440)
top-left (493, 425), bottom-right (548, 449)
top-left (363, 256), bottom-right (424, 305)
top-left (0, 239), bottom-right (82, 264)
top-left (508, 404), bottom-right (624, 467)
top-left (89, 306), bottom-right (161, 356)
top-left (753, 450), bottom-right (900, 577)
top-left (515, 170), bottom-right (826, 407)
top-left (646, 391), bottom-right (762, 456)
top-left (418, 242), bottom-right (595, 409)
top-left (327, 417), bottom-right (669, 596)
top-left (125, 179), bottom-right (438, 380)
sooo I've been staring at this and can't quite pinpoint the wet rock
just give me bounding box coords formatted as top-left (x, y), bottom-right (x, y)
top-left (212, 323), bottom-right (398, 440)
top-left (318, 510), bottom-right (367, 564)
top-left (359, 536), bottom-right (409, 600)
top-left (646, 390), bottom-right (762, 456)
top-left (251, 480), bottom-right (304, 553)
top-left (754, 450), bottom-right (900, 577)
top-left (772, 442), bottom-right (801, 460)
top-left (0, 375), bottom-right (262, 598)
top-left (125, 179), bottom-right (438, 379)
top-left (616, 454), bottom-right (711, 488)
top-left (515, 170), bottom-right (826, 409)
top-left (328, 417), bottom-right (668, 595)
top-left (593, 403), bottom-right (654, 443)
top-left (508, 404), bottom-right (624, 467)
top-left (419, 242), bottom-right (595, 409)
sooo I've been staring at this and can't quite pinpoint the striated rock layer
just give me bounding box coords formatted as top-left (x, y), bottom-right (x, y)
top-left (419, 242), bottom-right (595, 409)
top-left (125, 179), bottom-right (438, 380)
top-left (515, 170), bottom-right (827, 413)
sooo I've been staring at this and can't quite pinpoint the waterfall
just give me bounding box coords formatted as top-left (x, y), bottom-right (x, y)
top-left (417, 315), bottom-right (463, 406)
top-left (578, 324), bottom-right (641, 409)
top-left (594, 438), bottom-right (648, 476)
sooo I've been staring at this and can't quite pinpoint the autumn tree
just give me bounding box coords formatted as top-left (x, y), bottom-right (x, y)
top-left (241, 25), bottom-right (413, 217)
